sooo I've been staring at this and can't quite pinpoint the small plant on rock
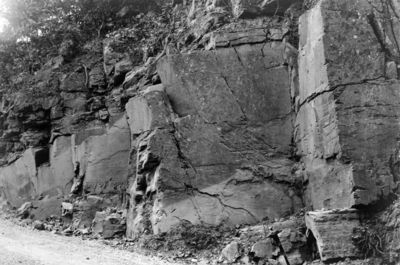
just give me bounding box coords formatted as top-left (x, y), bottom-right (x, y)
top-left (352, 226), bottom-right (385, 258)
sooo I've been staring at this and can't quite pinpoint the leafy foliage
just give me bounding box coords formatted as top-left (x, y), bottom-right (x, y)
top-left (0, 0), bottom-right (168, 92)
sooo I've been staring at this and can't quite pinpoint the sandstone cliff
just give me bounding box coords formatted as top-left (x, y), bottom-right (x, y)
top-left (0, 0), bottom-right (400, 264)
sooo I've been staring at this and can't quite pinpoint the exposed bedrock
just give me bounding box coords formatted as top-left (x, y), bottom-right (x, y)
top-left (1, 2), bottom-right (400, 262)
top-left (230, 0), bottom-right (303, 18)
top-left (0, 113), bottom-right (130, 221)
top-left (296, 0), bottom-right (400, 210)
top-left (126, 42), bottom-right (303, 236)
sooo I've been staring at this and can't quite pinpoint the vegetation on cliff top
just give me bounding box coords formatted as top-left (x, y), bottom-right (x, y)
top-left (0, 0), bottom-right (176, 93)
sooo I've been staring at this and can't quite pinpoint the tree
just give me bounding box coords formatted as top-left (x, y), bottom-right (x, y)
top-left (0, 0), bottom-right (154, 92)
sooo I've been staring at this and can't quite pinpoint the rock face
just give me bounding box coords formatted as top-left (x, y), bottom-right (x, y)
top-left (71, 115), bottom-right (130, 195)
top-left (125, 41), bottom-right (303, 237)
top-left (296, 0), bottom-right (400, 209)
top-left (0, 146), bottom-right (73, 208)
top-left (0, 0), bottom-right (400, 263)
top-left (231, 0), bottom-right (303, 18)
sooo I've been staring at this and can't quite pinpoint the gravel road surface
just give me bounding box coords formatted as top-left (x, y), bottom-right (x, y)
top-left (0, 218), bottom-right (173, 265)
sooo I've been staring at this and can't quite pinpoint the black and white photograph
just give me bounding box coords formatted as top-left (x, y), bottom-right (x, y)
top-left (0, 0), bottom-right (399, 264)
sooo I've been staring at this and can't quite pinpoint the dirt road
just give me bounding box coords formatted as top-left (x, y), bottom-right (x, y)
top-left (0, 218), bottom-right (173, 265)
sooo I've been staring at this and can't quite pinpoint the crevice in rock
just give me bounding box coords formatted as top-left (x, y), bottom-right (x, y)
top-left (352, 185), bottom-right (369, 192)
top-left (305, 229), bottom-right (320, 261)
top-left (298, 76), bottom-right (386, 110)
top-left (184, 183), bottom-right (259, 222)
top-left (263, 111), bottom-right (293, 123)
top-left (90, 149), bottom-right (130, 166)
top-left (170, 125), bottom-right (197, 174)
top-left (172, 215), bottom-right (194, 224)
top-left (263, 64), bottom-right (286, 70)
top-left (70, 162), bottom-right (84, 195)
top-left (389, 0), bottom-right (400, 18)
top-left (187, 195), bottom-right (205, 224)
top-left (260, 33), bottom-right (269, 58)
top-left (49, 131), bottom-right (72, 144)
top-left (33, 147), bottom-right (50, 167)
top-left (354, 192), bottom-right (398, 212)
top-left (339, 102), bottom-right (397, 111)
top-left (239, 165), bottom-right (300, 188)
top-left (233, 47), bottom-right (245, 68)
top-left (220, 75), bottom-right (247, 121)
top-left (224, 176), bottom-right (262, 187)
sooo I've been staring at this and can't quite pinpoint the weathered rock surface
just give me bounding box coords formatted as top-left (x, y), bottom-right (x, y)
top-left (205, 25), bottom-right (288, 50)
top-left (305, 209), bottom-right (361, 262)
top-left (0, 145), bottom-right (70, 211)
top-left (221, 241), bottom-right (242, 263)
top-left (0, 112), bottom-right (130, 228)
top-left (231, 0), bottom-right (303, 18)
top-left (296, 0), bottom-right (400, 209)
top-left (250, 239), bottom-right (274, 259)
top-left (1, 1), bottom-right (400, 263)
top-left (0, 149), bottom-right (37, 207)
top-left (71, 115), bottom-right (130, 195)
top-left (124, 42), bottom-right (303, 237)
top-left (277, 227), bottom-right (307, 265)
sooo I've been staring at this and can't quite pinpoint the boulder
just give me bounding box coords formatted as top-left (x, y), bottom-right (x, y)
top-left (277, 228), bottom-right (306, 265)
top-left (250, 239), bottom-right (275, 259)
top-left (221, 241), bottom-right (242, 263)
top-left (305, 209), bottom-right (362, 262)
top-left (92, 210), bottom-right (126, 239)
top-left (73, 196), bottom-right (106, 229)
